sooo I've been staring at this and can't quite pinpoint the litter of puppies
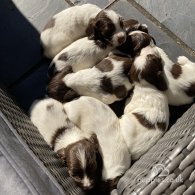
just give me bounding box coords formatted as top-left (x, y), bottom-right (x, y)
top-left (30, 3), bottom-right (195, 195)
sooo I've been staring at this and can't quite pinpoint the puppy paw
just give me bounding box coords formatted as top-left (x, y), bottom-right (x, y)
top-left (177, 56), bottom-right (189, 65)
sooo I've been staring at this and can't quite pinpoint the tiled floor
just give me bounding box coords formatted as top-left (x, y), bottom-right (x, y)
top-left (1, 0), bottom-right (195, 115)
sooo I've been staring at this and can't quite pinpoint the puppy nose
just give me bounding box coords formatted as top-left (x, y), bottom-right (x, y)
top-left (118, 33), bottom-right (126, 44)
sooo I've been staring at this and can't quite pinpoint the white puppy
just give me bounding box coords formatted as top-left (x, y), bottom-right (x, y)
top-left (156, 47), bottom-right (195, 105)
top-left (120, 43), bottom-right (169, 161)
top-left (30, 98), bottom-right (102, 191)
top-left (41, 4), bottom-right (101, 58)
top-left (63, 96), bottom-right (131, 193)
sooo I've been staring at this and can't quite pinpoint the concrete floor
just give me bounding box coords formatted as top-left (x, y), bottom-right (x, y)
top-left (1, 0), bottom-right (195, 119)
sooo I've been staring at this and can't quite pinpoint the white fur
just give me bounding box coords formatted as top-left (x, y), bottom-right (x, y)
top-left (76, 148), bottom-right (86, 169)
top-left (30, 98), bottom-right (91, 152)
top-left (63, 96), bottom-right (131, 180)
top-left (156, 47), bottom-right (195, 105)
top-left (120, 45), bottom-right (169, 160)
top-left (50, 37), bottom-right (113, 73)
top-left (41, 4), bottom-right (101, 58)
top-left (63, 55), bottom-right (133, 104)
top-left (120, 86), bottom-right (169, 160)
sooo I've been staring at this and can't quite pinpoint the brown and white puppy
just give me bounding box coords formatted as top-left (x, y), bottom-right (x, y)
top-left (155, 48), bottom-right (195, 105)
top-left (62, 54), bottom-right (133, 104)
top-left (63, 96), bottom-right (131, 193)
top-left (86, 10), bottom-right (126, 49)
top-left (120, 39), bottom-right (169, 160)
top-left (41, 4), bottom-right (101, 58)
top-left (47, 66), bottom-right (80, 103)
top-left (47, 29), bottom-right (152, 104)
top-left (41, 4), bottom-right (126, 59)
top-left (48, 36), bottom-right (113, 76)
top-left (30, 98), bottom-right (102, 191)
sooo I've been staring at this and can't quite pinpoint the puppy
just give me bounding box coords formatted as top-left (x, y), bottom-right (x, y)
top-left (48, 36), bottom-right (113, 76)
top-left (63, 96), bottom-right (131, 193)
top-left (47, 29), bottom-right (153, 104)
top-left (30, 98), bottom-right (102, 191)
top-left (41, 5), bottom-right (126, 59)
top-left (120, 43), bottom-right (169, 161)
top-left (63, 54), bottom-right (133, 104)
top-left (41, 4), bottom-right (101, 58)
top-left (156, 48), bottom-right (195, 105)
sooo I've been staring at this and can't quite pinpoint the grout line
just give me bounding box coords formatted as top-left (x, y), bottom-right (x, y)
top-left (65, 0), bottom-right (75, 6)
top-left (103, 0), bottom-right (120, 9)
top-left (127, 0), bottom-right (195, 57)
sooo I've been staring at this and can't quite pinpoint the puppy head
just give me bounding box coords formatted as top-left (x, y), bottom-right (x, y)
top-left (57, 134), bottom-right (102, 191)
top-left (130, 53), bottom-right (168, 91)
top-left (117, 30), bottom-right (155, 56)
top-left (123, 19), bottom-right (148, 34)
top-left (86, 10), bottom-right (126, 48)
top-left (47, 66), bottom-right (80, 103)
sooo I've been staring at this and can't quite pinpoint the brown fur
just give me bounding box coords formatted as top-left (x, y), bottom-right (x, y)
top-left (185, 82), bottom-right (195, 97)
top-left (58, 52), bottom-right (68, 61)
top-left (113, 85), bottom-right (128, 99)
top-left (117, 31), bottom-right (153, 56)
top-left (95, 59), bottom-right (114, 72)
top-left (86, 11), bottom-right (116, 48)
top-left (130, 54), bottom-right (168, 91)
top-left (47, 66), bottom-right (79, 103)
top-left (57, 134), bottom-right (103, 191)
top-left (171, 63), bottom-right (182, 79)
top-left (133, 113), bottom-right (167, 131)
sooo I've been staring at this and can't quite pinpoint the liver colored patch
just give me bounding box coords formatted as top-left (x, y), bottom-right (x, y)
top-left (113, 85), bottom-right (127, 99)
top-left (185, 82), bottom-right (195, 97)
top-left (157, 122), bottom-right (167, 131)
top-left (100, 76), bottom-right (113, 93)
top-left (58, 52), bottom-right (68, 61)
top-left (133, 112), bottom-right (155, 129)
top-left (171, 63), bottom-right (182, 79)
top-left (96, 59), bottom-right (114, 72)
top-left (43, 18), bottom-right (55, 31)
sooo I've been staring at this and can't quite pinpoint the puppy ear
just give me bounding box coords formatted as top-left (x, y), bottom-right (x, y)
top-left (86, 18), bottom-right (96, 40)
top-left (131, 33), bottom-right (151, 53)
top-left (89, 134), bottom-right (99, 151)
top-left (57, 148), bottom-right (67, 164)
top-left (156, 71), bottom-right (168, 91)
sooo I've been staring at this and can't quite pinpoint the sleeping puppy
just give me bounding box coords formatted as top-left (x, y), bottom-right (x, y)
top-left (62, 29), bottom-right (153, 104)
top-left (48, 36), bottom-right (113, 76)
top-left (62, 54), bottom-right (133, 104)
top-left (47, 29), bottom-right (153, 104)
top-left (63, 96), bottom-right (131, 194)
top-left (30, 98), bottom-right (102, 191)
top-left (40, 4), bottom-right (101, 58)
top-left (155, 48), bottom-right (195, 105)
top-left (41, 4), bottom-right (126, 59)
top-left (120, 42), bottom-right (169, 161)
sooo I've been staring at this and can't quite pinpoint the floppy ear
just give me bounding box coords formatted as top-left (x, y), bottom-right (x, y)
top-left (131, 33), bottom-right (151, 53)
top-left (156, 71), bottom-right (168, 91)
top-left (89, 134), bottom-right (99, 151)
top-left (57, 148), bottom-right (67, 165)
top-left (86, 18), bottom-right (96, 40)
